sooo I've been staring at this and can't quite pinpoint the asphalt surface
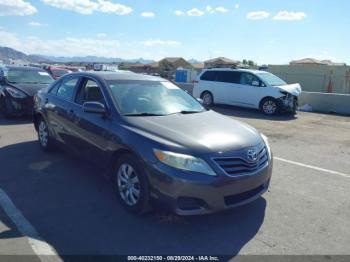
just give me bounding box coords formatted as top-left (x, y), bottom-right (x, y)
top-left (0, 106), bottom-right (349, 260)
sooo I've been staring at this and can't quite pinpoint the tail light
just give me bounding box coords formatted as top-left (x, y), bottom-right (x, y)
top-left (193, 80), bottom-right (199, 84)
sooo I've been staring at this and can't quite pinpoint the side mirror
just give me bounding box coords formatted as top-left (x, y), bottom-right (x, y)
top-left (83, 101), bottom-right (107, 115)
top-left (196, 98), bottom-right (204, 104)
top-left (252, 80), bottom-right (260, 87)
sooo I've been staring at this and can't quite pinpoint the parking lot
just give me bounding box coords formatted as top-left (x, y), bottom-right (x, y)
top-left (0, 106), bottom-right (349, 259)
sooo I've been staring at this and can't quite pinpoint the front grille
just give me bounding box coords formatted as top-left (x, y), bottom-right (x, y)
top-left (213, 146), bottom-right (268, 177)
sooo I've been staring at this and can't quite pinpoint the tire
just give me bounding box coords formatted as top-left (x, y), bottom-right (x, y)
top-left (114, 154), bottom-right (151, 215)
top-left (37, 117), bottom-right (54, 151)
top-left (260, 98), bottom-right (279, 115)
top-left (0, 96), bottom-right (11, 118)
top-left (201, 91), bottom-right (213, 107)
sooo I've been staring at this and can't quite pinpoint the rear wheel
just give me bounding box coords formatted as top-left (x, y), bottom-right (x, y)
top-left (37, 117), bottom-right (54, 151)
top-left (114, 154), bottom-right (151, 215)
top-left (261, 98), bottom-right (279, 115)
top-left (201, 91), bottom-right (213, 107)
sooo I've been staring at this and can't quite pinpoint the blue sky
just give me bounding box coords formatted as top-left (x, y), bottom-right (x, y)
top-left (0, 0), bottom-right (349, 64)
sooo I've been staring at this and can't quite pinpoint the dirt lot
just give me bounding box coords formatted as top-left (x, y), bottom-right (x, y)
top-left (0, 106), bottom-right (349, 260)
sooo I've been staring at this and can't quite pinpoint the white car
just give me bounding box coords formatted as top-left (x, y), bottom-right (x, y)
top-left (193, 68), bottom-right (302, 115)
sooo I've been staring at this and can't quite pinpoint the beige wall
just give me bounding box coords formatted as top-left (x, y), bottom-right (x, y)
top-left (268, 64), bottom-right (350, 94)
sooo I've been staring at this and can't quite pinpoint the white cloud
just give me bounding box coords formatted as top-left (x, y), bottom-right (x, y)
top-left (0, 30), bottom-right (122, 57)
top-left (139, 39), bottom-right (182, 47)
top-left (206, 5), bottom-right (214, 14)
top-left (41, 0), bottom-right (132, 15)
top-left (97, 0), bottom-right (132, 15)
top-left (246, 11), bottom-right (270, 20)
top-left (235, 4), bottom-right (240, 9)
top-left (28, 21), bottom-right (42, 26)
top-left (273, 11), bottom-right (307, 21)
top-left (187, 8), bottom-right (204, 17)
top-left (97, 33), bottom-right (107, 38)
top-left (141, 11), bottom-right (155, 18)
top-left (215, 7), bottom-right (229, 13)
top-left (0, 0), bottom-right (37, 16)
top-left (174, 10), bottom-right (184, 16)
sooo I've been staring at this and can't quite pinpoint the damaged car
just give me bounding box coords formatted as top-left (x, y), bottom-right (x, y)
top-left (0, 65), bottom-right (54, 117)
top-left (193, 68), bottom-right (302, 115)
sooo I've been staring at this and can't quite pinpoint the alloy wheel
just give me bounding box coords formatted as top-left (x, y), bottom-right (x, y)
top-left (117, 164), bottom-right (141, 206)
top-left (263, 100), bottom-right (277, 115)
top-left (202, 93), bottom-right (213, 106)
top-left (38, 120), bottom-right (49, 147)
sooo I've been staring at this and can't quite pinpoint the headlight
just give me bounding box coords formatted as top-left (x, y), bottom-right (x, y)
top-left (5, 87), bottom-right (27, 99)
top-left (153, 149), bottom-right (216, 176)
top-left (261, 133), bottom-right (272, 158)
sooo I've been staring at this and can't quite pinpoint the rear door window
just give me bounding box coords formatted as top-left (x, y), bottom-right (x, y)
top-left (215, 71), bottom-right (241, 84)
top-left (56, 77), bottom-right (79, 101)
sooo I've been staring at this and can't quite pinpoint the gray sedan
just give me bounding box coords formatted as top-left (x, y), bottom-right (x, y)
top-left (33, 71), bottom-right (273, 215)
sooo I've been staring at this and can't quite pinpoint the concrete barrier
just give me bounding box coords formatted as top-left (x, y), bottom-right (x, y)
top-left (299, 92), bottom-right (350, 116)
top-left (175, 82), bottom-right (350, 116)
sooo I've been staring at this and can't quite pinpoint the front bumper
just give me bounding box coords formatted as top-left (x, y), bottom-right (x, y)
top-left (4, 96), bottom-right (34, 116)
top-left (146, 153), bottom-right (273, 216)
top-left (278, 94), bottom-right (298, 113)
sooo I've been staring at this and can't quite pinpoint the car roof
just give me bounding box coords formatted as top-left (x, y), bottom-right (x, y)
top-left (202, 68), bottom-right (266, 74)
top-left (0, 65), bottom-right (44, 71)
top-left (67, 71), bottom-right (165, 82)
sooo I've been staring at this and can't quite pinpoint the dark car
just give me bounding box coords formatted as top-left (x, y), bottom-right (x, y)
top-left (33, 71), bottom-right (273, 215)
top-left (0, 65), bottom-right (54, 117)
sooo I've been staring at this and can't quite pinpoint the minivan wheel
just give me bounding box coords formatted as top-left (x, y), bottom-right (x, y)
top-left (201, 91), bottom-right (213, 106)
top-left (114, 154), bottom-right (150, 214)
top-left (38, 118), bottom-right (54, 151)
top-left (261, 98), bottom-right (279, 115)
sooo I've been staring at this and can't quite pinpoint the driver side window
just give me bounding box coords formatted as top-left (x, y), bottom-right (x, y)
top-left (76, 79), bottom-right (105, 105)
top-left (240, 73), bottom-right (260, 86)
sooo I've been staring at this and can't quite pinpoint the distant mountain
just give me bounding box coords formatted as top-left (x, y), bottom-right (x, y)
top-left (0, 46), bottom-right (29, 62)
top-left (0, 46), bottom-right (51, 63)
top-left (36, 55), bottom-right (155, 64)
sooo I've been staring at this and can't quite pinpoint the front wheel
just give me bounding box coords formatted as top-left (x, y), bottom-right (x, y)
top-left (261, 98), bottom-right (279, 115)
top-left (114, 154), bottom-right (151, 215)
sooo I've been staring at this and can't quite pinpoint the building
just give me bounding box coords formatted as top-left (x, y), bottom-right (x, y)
top-left (157, 57), bottom-right (193, 79)
top-left (268, 58), bottom-right (350, 94)
top-left (204, 57), bottom-right (240, 68)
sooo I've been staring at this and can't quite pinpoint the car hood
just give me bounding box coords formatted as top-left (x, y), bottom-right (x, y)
top-left (9, 83), bottom-right (50, 97)
top-left (276, 83), bottom-right (302, 96)
top-left (124, 110), bottom-right (262, 154)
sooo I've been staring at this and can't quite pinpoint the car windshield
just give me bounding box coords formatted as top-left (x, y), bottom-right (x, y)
top-left (6, 68), bottom-right (54, 84)
top-left (257, 72), bottom-right (287, 86)
top-left (107, 80), bottom-right (206, 116)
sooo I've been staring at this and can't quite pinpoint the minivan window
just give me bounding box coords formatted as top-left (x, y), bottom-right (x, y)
top-left (56, 78), bottom-right (79, 101)
top-left (107, 80), bottom-right (205, 116)
top-left (200, 71), bottom-right (217, 81)
top-left (256, 72), bottom-right (287, 86)
top-left (240, 73), bottom-right (260, 86)
top-left (216, 71), bottom-right (241, 84)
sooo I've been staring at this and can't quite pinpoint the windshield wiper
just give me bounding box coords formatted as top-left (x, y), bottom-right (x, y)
top-left (123, 112), bottom-right (165, 117)
top-left (176, 110), bottom-right (205, 114)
